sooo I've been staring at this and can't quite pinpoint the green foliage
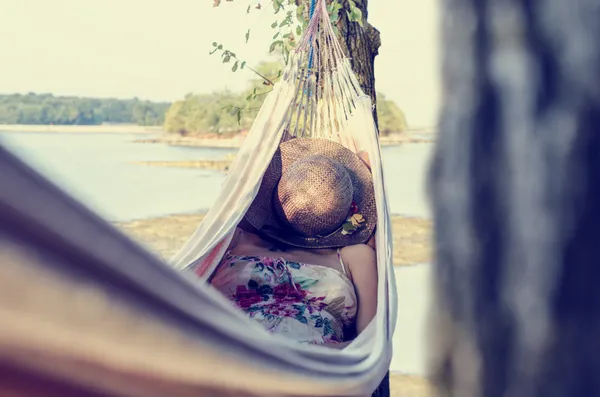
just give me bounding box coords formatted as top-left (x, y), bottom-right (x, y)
top-left (211, 0), bottom-right (364, 83)
top-left (346, 0), bottom-right (363, 27)
top-left (376, 93), bottom-right (409, 134)
top-left (164, 90), bottom-right (254, 135)
top-left (163, 60), bottom-right (407, 136)
top-left (0, 93), bottom-right (169, 126)
top-left (164, 61), bottom-right (284, 135)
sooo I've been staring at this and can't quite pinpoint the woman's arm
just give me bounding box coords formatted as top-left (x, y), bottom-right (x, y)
top-left (341, 244), bottom-right (378, 334)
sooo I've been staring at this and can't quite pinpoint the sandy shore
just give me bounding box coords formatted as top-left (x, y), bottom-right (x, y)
top-left (134, 133), bottom-right (434, 149)
top-left (0, 124), bottom-right (163, 134)
top-left (115, 213), bottom-right (433, 397)
top-left (131, 153), bottom-right (237, 171)
top-left (116, 213), bottom-right (432, 266)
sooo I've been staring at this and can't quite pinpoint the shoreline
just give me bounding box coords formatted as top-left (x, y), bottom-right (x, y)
top-left (0, 124), bottom-right (163, 134)
top-left (134, 133), bottom-right (435, 148)
top-left (130, 158), bottom-right (234, 171)
top-left (0, 124), bottom-right (436, 148)
top-left (115, 212), bottom-right (432, 268)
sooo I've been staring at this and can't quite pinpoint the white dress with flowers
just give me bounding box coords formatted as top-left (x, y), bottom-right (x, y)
top-left (209, 252), bottom-right (358, 344)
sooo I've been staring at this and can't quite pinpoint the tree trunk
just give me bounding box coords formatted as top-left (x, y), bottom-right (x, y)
top-left (429, 0), bottom-right (600, 396)
top-left (337, 0), bottom-right (381, 126)
top-left (338, 4), bottom-right (389, 397)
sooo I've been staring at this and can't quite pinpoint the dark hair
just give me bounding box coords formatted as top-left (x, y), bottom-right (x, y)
top-left (257, 226), bottom-right (293, 252)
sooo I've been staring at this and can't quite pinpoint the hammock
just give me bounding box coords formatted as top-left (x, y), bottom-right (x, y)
top-left (0, 1), bottom-right (397, 395)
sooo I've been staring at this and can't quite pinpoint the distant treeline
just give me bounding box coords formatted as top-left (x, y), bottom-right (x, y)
top-left (164, 90), bottom-right (408, 136)
top-left (0, 93), bottom-right (170, 126)
top-left (1, 64), bottom-right (408, 135)
top-left (164, 62), bottom-right (409, 136)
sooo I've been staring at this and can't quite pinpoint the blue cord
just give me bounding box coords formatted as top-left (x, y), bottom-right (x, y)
top-left (307, 0), bottom-right (316, 71)
top-left (305, 0), bottom-right (317, 100)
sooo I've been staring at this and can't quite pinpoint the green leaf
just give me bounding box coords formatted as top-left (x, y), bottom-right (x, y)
top-left (241, 61), bottom-right (246, 69)
top-left (212, 42), bottom-right (217, 47)
top-left (232, 61), bottom-right (238, 72)
top-left (271, 21), bottom-right (278, 29)
top-left (209, 48), bottom-right (218, 55)
top-left (353, 7), bottom-right (364, 26)
top-left (217, 44), bottom-right (223, 49)
top-left (342, 222), bottom-right (357, 232)
top-left (282, 33), bottom-right (290, 39)
top-left (296, 3), bottom-right (305, 20)
top-left (236, 109), bottom-right (241, 125)
top-left (223, 55), bottom-right (231, 63)
top-left (245, 29), bottom-right (250, 43)
top-left (246, 94), bottom-right (252, 101)
top-left (269, 41), bottom-right (279, 53)
top-left (246, 4), bottom-right (251, 13)
top-left (296, 25), bottom-right (302, 36)
top-left (273, 32), bottom-right (280, 40)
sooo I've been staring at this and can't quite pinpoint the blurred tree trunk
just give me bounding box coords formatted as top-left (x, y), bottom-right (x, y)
top-left (429, 0), bottom-right (600, 396)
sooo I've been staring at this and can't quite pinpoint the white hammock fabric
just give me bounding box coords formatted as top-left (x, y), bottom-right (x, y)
top-left (169, 0), bottom-right (398, 394)
top-left (0, 1), bottom-right (397, 396)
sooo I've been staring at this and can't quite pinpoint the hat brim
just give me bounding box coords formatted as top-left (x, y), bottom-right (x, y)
top-left (244, 138), bottom-right (377, 249)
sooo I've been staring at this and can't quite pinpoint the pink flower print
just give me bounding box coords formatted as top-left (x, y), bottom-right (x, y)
top-left (234, 285), bottom-right (262, 309)
top-left (273, 283), bottom-right (307, 301)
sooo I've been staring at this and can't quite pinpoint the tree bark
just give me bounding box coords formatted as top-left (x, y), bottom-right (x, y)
top-left (326, 0), bottom-right (390, 397)
top-left (337, 0), bottom-right (381, 126)
top-left (339, 2), bottom-right (388, 396)
top-left (335, 3), bottom-right (388, 396)
top-left (429, 0), bottom-right (600, 396)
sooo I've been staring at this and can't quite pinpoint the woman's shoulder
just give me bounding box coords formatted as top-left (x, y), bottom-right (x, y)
top-left (339, 244), bottom-right (377, 276)
top-left (340, 243), bottom-right (374, 257)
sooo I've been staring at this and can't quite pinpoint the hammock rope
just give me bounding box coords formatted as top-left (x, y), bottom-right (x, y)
top-left (283, 0), bottom-right (365, 146)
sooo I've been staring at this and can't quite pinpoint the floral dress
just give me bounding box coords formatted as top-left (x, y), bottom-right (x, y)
top-left (209, 252), bottom-right (358, 344)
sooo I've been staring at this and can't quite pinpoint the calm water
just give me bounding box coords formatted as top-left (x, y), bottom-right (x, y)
top-left (0, 131), bottom-right (433, 221)
top-left (0, 130), bottom-right (434, 376)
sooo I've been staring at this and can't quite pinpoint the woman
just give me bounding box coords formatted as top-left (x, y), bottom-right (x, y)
top-left (208, 138), bottom-right (378, 348)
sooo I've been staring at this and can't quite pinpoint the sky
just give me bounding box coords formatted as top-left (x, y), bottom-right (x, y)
top-left (0, 0), bottom-right (441, 127)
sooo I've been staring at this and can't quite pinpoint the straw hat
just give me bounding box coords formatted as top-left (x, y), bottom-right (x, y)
top-left (244, 138), bottom-right (376, 248)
